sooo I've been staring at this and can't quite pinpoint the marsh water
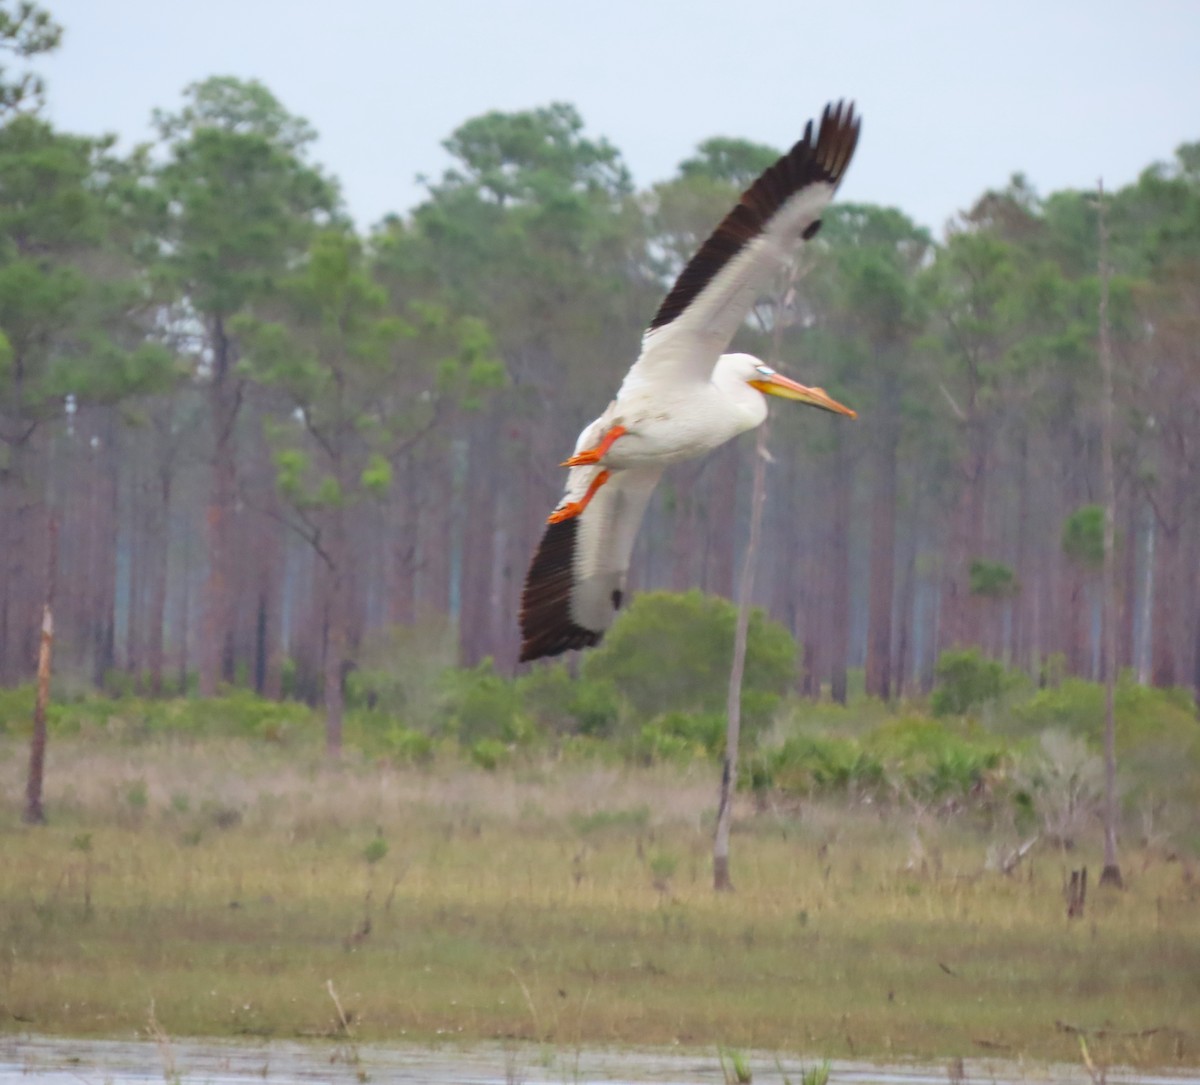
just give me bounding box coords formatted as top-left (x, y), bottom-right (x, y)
top-left (3, 1036), bottom-right (1197, 1085)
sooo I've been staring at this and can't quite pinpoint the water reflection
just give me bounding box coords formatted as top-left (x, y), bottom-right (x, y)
top-left (2, 1036), bottom-right (1195, 1085)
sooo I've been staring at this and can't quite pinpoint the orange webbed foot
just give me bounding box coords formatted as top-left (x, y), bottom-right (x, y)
top-left (561, 425), bottom-right (627, 468)
top-left (546, 470), bottom-right (612, 524)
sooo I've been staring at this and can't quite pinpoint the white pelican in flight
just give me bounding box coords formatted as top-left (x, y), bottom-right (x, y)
top-left (519, 101), bottom-right (861, 662)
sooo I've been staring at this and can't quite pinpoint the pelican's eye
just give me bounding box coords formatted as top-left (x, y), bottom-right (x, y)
top-left (755, 364), bottom-right (775, 377)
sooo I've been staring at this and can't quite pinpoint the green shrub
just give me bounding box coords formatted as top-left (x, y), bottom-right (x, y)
top-left (345, 615), bottom-right (458, 724)
top-left (931, 649), bottom-right (1013, 716)
top-left (568, 805), bottom-right (651, 836)
top-left (379, 720), bottom-right (436, 763)
top-left (755, 734), bottom-right (884, 796)
top-left (516, 663), bottom-right (621, 738)
top-left (468, 737), bottom-right (510, 770)
top-left (629, 720), bottom-right (704, 766)
top-left (438, 659), bottom-right (534, 745)
top-left (1012, 674), bottom-right (1197, 749)
top-left (867, 717), bottom-right (1008, 800)
top-left (0, 685), bottom-right (35, 735)
top-left (584, 590), bottom-right (795, 733)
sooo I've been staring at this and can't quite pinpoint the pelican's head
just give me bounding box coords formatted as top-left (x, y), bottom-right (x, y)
top-left (720, 353), bottom-right (857, 418)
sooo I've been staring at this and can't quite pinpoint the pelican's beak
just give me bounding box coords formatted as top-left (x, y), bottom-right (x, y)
top-left (750, 372), bottom-right (857, 418)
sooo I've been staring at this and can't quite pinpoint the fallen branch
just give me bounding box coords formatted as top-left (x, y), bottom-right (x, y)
top-left (1055, 1019), bottom-right (1164, 1039)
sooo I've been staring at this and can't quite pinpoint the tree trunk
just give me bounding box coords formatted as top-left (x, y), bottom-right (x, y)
top-left (714, 424), bottom-right (768, 892)
top-left (323, 504), bottom-right (350, 757)
top-left (1095, 186), bottom-right (1122, 889)
top-left (200, 316), bottom-right (240, 697)
top-left (146, 470), bottom-right (172, 697)
top-left (828, 427), bottom-right (851, 704)
top-left (865, 423), bottom-right (897, 699)
top-left (24, 517), bottom-right (57, 825)
top-left (1151, 519), bottom-right (1179, 687)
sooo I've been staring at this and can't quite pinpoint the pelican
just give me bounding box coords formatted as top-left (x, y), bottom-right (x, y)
top-left (519, 101), bottom-right (861, 663)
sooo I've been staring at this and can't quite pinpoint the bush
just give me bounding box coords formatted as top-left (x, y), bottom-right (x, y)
top-left (1012, 674), bottom-right (1197, 749)
top-left (468, 737), bottom-right (510, 770)
top-left (931, 649), bottom-right (1014, 716)
top-left (753, 733), bottom-right (884, 796)
top-left (345, 615), bottom-right (458, 724)
top-left (867, 717), bottom-right (1008, 800)
top-left (630, 710), bottom-right (726, 764)
top-left (438, 659), bottom-right (534, 745)
top-left (1014, 729), bottom-right (1103, 844)
top-left (584, 590), bottom-right (795, 733)
top-left (516, 663), bottom-right (621, 738)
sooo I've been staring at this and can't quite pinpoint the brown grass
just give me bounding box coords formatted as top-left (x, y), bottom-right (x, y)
top-left (1, 735), bottom-right (1198, 1070)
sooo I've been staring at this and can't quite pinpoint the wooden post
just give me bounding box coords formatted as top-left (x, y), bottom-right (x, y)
top-left (23, 516), bottom-right (58, 825)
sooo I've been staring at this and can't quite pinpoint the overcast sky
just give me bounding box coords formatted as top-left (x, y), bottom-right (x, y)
top-left (37, 1), bottom-right (1200, 235)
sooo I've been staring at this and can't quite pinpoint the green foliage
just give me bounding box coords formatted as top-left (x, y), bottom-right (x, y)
top-left (567, 805), bottom-right (650, 837)
top-left (1062, 505), bottom-right (1105, 570)
top-left (378, 725), bottom-right (435, 764)
top-left (124, 779), bottom-right (148, 811)
top-left (360, 453), bottom-right (392, 496)
top-left (718, 1046), bottom-right (753, 1085)
top-left (362, 837), bottom-right (388, 865)
top-left (678, 136), bottom-right (779, 186)
top-left (969, 558), bottom-right (1019, 599)
top-left (438, 102), bottom-right (631, 205)
top-left (753, 716), bottom-right (1008, 804)
top-left (152, 77), bottom-right (338, 317)
top-left (631, 711), bottom-right (726, 765)
top-left (1013, 674), bottom-right (1198, 749)
top-left (931, 649), bottom-right (1014, 716)
top-left (751, 733), bottom-right (883, 797)
top-left (585, 591), bottom-right (796, 732)
top-left (0, 1), bottom-right (62, 115)
top-left (438, 659), bottom-right (532, 746)
top-left (868, 717), bottom-right (1007, 801)
top-left (468, 737), bottom-right (510, 771)
top-left (344, 616), bottom-right (458, 721)
top-left (0, 116), bottom-right (176, 439)
top-left (515, 663), bottom-right (620, 738)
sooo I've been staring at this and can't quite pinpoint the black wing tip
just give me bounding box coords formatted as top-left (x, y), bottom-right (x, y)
top-left (519, 626), bottom-right (604, 664)
top-left (647, 99), bottom-right (862, 333)
top-left (518, 517), bottom-right (605, 663)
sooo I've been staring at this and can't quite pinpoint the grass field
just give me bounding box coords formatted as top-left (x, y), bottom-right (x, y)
top-left (2, 734), bottom-right (1198, 1071)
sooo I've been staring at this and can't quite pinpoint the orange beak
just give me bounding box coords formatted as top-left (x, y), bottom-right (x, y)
top-left (749, 372), bottom-right (857, 418)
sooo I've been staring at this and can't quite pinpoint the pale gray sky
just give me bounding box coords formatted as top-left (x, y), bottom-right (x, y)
top-left (38, 0), bottom-right (1200, 234)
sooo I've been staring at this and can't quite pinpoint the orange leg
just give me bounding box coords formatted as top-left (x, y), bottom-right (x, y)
top-left (547, 470), bottom-right (611, 524)
top-left (561, 424), bottom-right (627, 468)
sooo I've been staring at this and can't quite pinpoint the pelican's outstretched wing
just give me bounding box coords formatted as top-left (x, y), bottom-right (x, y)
top-left (620, 101), bottom-right (860, 395)
top-left (519, 465), bottom-right (663, 661)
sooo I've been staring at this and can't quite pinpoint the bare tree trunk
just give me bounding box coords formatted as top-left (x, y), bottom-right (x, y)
top-left (200, 316), bottom-right (240, 697)
top-left (865, 420), bottom-right (897, 699)
top-left (714, 422), bottom-right (768, 892)
top-left (1151, 516), bottom-right (1179, 687)
top-left (24, 517), bottom-right (57, 825)
top-left (829, 426), bottom-right (851, 704)
top-left (1096, 181), bottom-right (1123, 889)
top-left (146, 469), bottom-right (171, 696)
top-left (323, 503), bottom-right (349, 757)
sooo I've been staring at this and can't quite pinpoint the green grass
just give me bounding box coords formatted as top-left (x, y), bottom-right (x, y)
top-left (1, 734), bottom-right (1198, 1070)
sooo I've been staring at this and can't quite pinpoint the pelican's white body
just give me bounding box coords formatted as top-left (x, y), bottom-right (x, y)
top-left (570, 352), bottom-right (769, 471)
top-left (555, 354), bottom-right (772, 636)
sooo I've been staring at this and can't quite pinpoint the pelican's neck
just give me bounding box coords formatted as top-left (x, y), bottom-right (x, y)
top-left (711, 354), bottom-right (768, 433)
